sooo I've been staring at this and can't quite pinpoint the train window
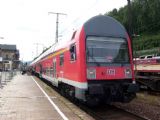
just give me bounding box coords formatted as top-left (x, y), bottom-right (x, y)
top-left (39, 64), bottom-right (42, 74)
top-left (139, 56), bottom-right (145, 59)
top-left (50, 67), bottom-right (54, 76)
top-left (70, 44), bottom-right (76, 61)
top-left (34, 66), bottom-right (36, 71)
top-left (146, 55), bottom-right (153, 59)
top-left (46, 68), bottom-right (48, 75)
top-left (43, 68), bottom-right (46, 74)
top-left (86, 36), bottom-right (129, 65)
top-left (60, 54), bottom-right (64, 66)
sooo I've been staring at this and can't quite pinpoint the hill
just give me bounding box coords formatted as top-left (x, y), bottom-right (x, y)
top-left (106, 0), bottom-right (160, 57)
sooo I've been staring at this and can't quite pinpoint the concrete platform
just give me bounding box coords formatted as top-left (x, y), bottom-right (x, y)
top-left (0, 73), bottom-right (91, 120)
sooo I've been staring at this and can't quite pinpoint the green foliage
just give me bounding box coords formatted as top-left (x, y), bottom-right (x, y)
top-left (106, 0), bottom-right (160, 56)
top-left (133, 33), bottom-right (160, 56)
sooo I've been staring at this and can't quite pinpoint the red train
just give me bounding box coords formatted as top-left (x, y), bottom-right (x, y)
top-left (30, 15), bottom-right (138, 106)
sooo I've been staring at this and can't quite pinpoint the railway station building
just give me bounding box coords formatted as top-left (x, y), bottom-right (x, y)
top-left (0, 44), bottom-right (20, 71)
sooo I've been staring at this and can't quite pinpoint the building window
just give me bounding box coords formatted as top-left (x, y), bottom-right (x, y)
top-left (0, 48), bottom-right (2, 56)
top-left (70, 44), bottom-right (76, 61)
top-left (6, 54), bottom-right (9, 60)
top-left (12, 54), bottom-right (15, 59)
top-left (60, 53), bottom-right (64, 66)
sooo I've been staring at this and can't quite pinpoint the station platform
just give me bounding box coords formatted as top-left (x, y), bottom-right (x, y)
top-left (0, 73), bottom-right (93, 120)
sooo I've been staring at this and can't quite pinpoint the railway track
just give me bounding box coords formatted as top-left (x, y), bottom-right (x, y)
top-left (138, 89), bottom-right (160, 97)
top-left (112, 105), bottom-right (149, 120)
top-left (34, 75), bottom-right (149, 120)
top-left (75, 103), bottom-right (149, 120)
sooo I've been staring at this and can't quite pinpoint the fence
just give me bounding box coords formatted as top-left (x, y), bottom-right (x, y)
top-left (0, 70), bottom-right (17, 88)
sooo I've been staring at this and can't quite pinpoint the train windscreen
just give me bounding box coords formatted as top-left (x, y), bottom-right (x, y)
top-left (86, 36), bottom-right (129, 66)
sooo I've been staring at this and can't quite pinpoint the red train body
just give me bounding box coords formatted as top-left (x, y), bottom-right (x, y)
top-left (30, 15), bottom-right (138, 105)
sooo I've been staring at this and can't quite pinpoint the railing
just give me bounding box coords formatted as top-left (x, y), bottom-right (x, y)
top-left (0, 70), bottom-right (17, 88)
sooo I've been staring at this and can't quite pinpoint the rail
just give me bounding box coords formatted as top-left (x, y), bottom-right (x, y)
top-left (75, 103), bottom-right (149, 120)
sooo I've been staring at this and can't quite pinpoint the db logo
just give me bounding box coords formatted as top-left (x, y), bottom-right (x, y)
top-left (107, 69), bottom-right (115, 75)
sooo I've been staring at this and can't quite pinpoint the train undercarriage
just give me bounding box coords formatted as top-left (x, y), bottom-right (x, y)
top-left (136, 71), bottom-right (160, 91)
top-left (58, 79), bottom-right (138, 106)
top-left (30, 71), bottom-right (138, 106)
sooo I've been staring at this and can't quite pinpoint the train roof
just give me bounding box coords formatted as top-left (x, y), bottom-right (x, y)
top-left (30, 40), bottom-right (67, 66)
top-left (30, 15), bottom-right (128, 66)
top-left (84, 15), bottom-right (127, 38)
top-left (30, 43), bottom-right (57, 65)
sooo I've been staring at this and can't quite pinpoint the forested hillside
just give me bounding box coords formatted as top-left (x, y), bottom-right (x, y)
top-left (106, 0), bottom-right (160, 56)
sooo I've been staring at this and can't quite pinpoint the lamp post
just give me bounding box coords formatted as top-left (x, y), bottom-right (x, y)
top-left (132, 34), bottom-right (140, 78)
top-left (127, 0), bottom-right (132, 37)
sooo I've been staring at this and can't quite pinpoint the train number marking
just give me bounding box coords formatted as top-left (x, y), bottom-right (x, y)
top-left (107, 69), bottom-right (115, 75)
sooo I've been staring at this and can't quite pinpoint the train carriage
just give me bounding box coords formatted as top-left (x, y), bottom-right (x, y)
top-left (134, 55), bottom-right (160, 91)
top-left (30, 15), bottom-right (138, 105)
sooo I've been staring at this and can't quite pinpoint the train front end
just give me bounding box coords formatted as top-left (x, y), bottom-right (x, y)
top-left (82, 15), bottom-right (139, 105)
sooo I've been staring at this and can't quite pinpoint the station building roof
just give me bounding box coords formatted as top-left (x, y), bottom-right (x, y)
top-left (0, 44), bottom-right (17, 51)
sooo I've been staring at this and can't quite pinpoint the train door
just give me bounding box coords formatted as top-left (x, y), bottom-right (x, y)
top-left (39, 64), bottom-right (42, 78)
top-left (53, 58), bottom-right (58, 86)
top-left (53, 58), bottom-right (56, 78)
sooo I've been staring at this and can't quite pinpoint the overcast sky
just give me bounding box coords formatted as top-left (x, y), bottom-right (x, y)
top-left (0, 0), bottom-right (127, 61)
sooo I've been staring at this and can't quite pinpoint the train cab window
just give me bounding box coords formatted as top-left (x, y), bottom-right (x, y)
top-left (70, 44), bottom-right (76, 61)
top-left (60, 54), bottom-right (64, 66)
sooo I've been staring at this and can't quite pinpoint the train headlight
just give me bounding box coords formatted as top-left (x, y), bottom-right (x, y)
top-left (125, 68), bottom-right (132, 78)
top-left (87, 68), bottom-right (96, 79)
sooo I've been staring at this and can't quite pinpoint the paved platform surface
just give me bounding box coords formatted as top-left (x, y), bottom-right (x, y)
top-left (0, 73), bottom-right (85, 120)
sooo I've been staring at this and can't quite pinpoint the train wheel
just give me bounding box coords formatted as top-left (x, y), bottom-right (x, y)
top-left (86, 95), bottom-right (100, 107)
top-left (59, 83), bottom-right (65, 96)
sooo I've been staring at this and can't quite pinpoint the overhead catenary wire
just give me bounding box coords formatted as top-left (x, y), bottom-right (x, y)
top-left (59, 0), bottom-right (99, 35)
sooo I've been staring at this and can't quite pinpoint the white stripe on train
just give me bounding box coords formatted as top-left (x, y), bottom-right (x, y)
top-left (42, 74), bottom-right (88, 89)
